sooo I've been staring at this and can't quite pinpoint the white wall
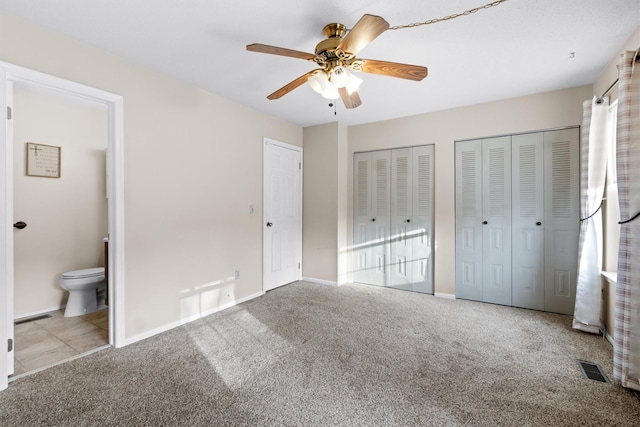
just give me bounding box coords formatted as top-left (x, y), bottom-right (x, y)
top-left (347, 85), bottom-right (592, 296)
top-left (13, 87), bottom-right (108, 317)
top-left (1, 11), bottom-right (302, 340)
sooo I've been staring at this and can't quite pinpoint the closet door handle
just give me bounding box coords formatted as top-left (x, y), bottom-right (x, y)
top-left (371, 218), bottom-right (376, 222)
top-left (13, 221), bottom-right (27, 229)
top-left (482, 221), bottom-right (488, 225)
top-left (406, 219), bottom-right (411, 223)
top-left (536, 221), bottom-right (542, 226)
top-left (266, 222), bottom-right (273, 227)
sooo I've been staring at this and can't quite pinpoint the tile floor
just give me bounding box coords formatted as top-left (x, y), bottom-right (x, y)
top-left (12, 308), bottom-right (109, 376)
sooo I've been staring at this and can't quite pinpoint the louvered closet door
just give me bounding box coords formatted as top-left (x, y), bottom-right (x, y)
top-left (512, 132), bottom-right (545, 310)
top-left (455, 140), bottom-right (483, 301)
top-left (370, 150), bottom-right (392, 287)
top-left (543, 128), bottom-right (579, 315)
top-left (481, 137), bottom-right (512, 305)
top-left (353, 152), bottom-right (373, 284)
top-left (353, 151), bottom-right (391, 286)
top-left (411, 145), bottom-right (435, 293)
top-left (390, 148), bottom-right (413, 290)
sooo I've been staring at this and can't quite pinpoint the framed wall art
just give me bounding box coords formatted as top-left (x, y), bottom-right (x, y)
top-left (26, 142), bottom-right (61, 178)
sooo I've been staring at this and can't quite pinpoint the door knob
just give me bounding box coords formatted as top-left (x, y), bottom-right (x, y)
top-left (371, 218), bottom-right (376, 222)
top-left (406, 219), bottom-right (411, 223)
top-left (536, 221), bottom-right (542, 226)
top-left (13, 221), bottom-right (27, 229)
top-left (482, 221), bottom-right (488, 225)
top-left (266, 222), bottom-right (273, 227)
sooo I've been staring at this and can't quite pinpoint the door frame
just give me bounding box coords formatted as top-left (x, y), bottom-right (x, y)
top-left (0, 62), bottom-right (126, 391)
top-left (262, 137), bottom-right (302, 292)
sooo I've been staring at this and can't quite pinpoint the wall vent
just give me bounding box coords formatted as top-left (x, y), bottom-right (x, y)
top-left (15, 314), bottom-right (52, 325)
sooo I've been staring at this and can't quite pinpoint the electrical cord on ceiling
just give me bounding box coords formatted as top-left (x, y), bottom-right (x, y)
top-left (387, 0), bottom-right (510, 31)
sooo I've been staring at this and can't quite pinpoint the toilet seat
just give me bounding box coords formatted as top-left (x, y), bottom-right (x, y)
top-left (62, 267), bottom-right (104, 280)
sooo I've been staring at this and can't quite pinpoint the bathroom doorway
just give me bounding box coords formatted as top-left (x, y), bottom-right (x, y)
top-left (11, 83), bottom-right (109, 376)
top-left (0, 62), bottom-right (125, 391)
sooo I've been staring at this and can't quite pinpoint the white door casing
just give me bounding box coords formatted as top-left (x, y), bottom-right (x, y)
top-left (263, 138), bottom-right (302, 292)
top-left (0, 62), bottom-right (125, 391)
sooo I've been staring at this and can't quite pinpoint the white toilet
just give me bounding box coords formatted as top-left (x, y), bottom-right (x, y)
top-left (60, 267), bottom-right (105, 317)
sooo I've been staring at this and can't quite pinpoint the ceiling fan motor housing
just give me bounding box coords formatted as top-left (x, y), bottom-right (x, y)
top-left (314, 23), bottom-right (357, 71)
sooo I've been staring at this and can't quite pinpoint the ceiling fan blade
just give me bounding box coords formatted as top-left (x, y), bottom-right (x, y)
top-left (338, 14), bottom-right (389, 56)
top-left (360, 59), bottom-right (428, 81)
top-left (267, 70), bottom-right (320, 100)
top-left (247, 43), bottom-right (315, 61)
top-left (339, 88), bottom-right (362, 109)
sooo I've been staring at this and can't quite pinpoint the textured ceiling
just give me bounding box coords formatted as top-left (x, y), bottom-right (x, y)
top-left (1, 0), bottom-right (639, 127)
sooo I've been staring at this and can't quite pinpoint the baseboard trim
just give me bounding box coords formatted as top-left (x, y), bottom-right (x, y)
top-left (434, 292), bottom-right (456, 300)
top-left (14, 305), bottom-right (65, 321)
top-left (601, 326), bottom-right (615, 346)
top-left (122, 291), bottom-right (264, 347)
top-left (301, 277), bottom-right (339, 286)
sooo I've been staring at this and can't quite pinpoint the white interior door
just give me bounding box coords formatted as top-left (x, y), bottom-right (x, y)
top-left (544, 128), bottom-right (580, 314)
top-left (390, 148), bottom-right (413, 290)
top-left (411, 145), bottom-right (434, 293)
top-left (455, 140), bottom-right (483, 301)
top-left (368, 150), bottom-right (391, 287)
top-left (353, 152), bottom-right (372, 284)
top-left (263, 138), bottom-right (302, 292)
top-left (481, 136), bottom-right (512, 306)
top-left (512, 132), bottom-right (545, 310)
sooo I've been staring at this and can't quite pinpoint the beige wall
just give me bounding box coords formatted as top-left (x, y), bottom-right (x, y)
top-left (593, 24), bottom-right (640, 340)
top-left (302, 123), bottom-right (340, 283)
top-left (347, 85), bottom-right (592, 295)
top-left (1, 11), bottom-right (302, 340)
top-left (13, 87), bottom-right (108, 317)
top-left (336, 122), bottom-right (348, 285)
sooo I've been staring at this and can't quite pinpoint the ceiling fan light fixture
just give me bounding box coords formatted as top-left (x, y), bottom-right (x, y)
top-left (329, 65), bottom-right (351, 88)
top-left (321, 81), bottom-right (340, 100)
top-left (308, 71), bottom-right (329, 94)
top-left (346, 73), bottom-right (363, 95)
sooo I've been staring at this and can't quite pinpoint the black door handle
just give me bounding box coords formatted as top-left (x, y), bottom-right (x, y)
top-left (406, 219), bottom-right (411, 223)
top-left (371, 218), bottom-right (376, 222)
top-left (13, 221), bottom-right (27, 229)
top-left (266, 222), bottom-right (273, 227)
top-left (536, 221), bottom-right (542, 226)
top-left (482, 221), bottom-right (488, 225)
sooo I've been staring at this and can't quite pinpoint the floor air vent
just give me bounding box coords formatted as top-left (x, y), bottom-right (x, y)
top-left (14, 314), bottom-right (52, 325)
top-left (578, 360), bottom-right (610, 383)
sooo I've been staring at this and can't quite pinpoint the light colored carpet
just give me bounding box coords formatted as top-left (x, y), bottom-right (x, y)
top-left (1, 281), bottom-right (638, 426)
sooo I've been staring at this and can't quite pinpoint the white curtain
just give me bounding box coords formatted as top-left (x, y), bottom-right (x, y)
top-left (573, 97), bottom-right (612, 333)
top-left (613, 50), bottom-right (640, 391)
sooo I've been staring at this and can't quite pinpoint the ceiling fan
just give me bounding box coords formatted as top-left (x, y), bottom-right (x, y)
top-left (247, 14), bottom-right (428, 109)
